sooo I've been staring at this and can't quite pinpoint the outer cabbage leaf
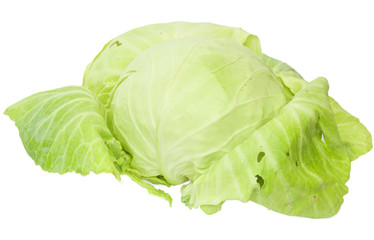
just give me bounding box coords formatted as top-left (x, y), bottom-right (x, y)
top-left (263, 55), bottom-right (372, 161)
top-left (181, 78), bottom-right (352, 218)
top-left (328, 98), bottom-right (372, 160)
top-left (262, 54), bottom-right (307, 94)
top-left (5, 86), bottom-right (171, 204)
top-left (110, 37), bottom-right (289, 185)
top-left (83, 22), bottom-right (262, 107)
top-left (5, 87), bottom-right (121, 176)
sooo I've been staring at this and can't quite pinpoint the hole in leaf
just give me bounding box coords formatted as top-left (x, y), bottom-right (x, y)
top-left (321, 133), bottom-right (326, 143)
top-left (257, 151), bottom-right (265, 163)
top-left (286, 151), bottom-right (290, 156)
top-left (295, 161), bottom-right (298, 167)
top-left (110, 40), bottom-right (122, 47)
top-left (255, 175), bottom-right (264, 188)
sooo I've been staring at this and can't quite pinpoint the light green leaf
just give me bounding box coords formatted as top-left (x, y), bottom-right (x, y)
top-left (262, 54), bottom-right (307, 94)
top-left (5, 86), bottom-right (123, 177)
top-left (5, 86), bottom-right (171, 204)
top-left (263, 54), bottom-right (372, 161)
top-left (182, 78), bottom-right (352, 218)
top-left (328, 97), bottom-right (372, 160)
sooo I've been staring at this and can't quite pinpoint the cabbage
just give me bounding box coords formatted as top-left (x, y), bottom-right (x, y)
top-left (5, 22), bottom-right (372, 218)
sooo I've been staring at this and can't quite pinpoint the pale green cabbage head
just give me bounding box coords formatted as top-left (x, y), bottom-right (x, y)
top-left (5, 22), bottom-right (372, 218)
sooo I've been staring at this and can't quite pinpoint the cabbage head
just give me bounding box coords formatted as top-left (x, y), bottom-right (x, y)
top-left (5, 22), bottom-right (372, 218)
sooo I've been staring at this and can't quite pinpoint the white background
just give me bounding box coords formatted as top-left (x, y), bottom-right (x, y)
top-left (1, 0), bottom-right (373, 239)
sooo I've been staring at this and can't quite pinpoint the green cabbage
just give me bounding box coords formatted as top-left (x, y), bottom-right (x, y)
top-left (5, 22), bottom-right (372, 218)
